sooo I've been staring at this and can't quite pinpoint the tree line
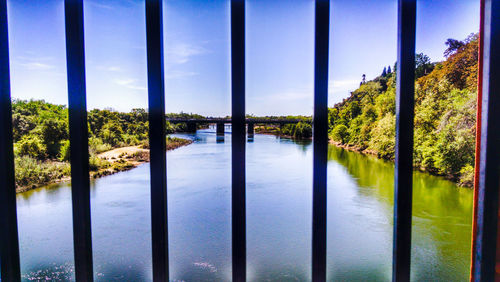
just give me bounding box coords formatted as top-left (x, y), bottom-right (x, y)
top-left (11, 100), bottom-right (197, 188)
top-left (329, 34), bottom-right (479, 186)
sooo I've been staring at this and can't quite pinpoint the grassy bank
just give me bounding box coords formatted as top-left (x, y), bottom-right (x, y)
top-left (15, 136), bottom-right (192, 193)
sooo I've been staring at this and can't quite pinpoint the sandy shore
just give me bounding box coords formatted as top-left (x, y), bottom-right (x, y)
top-left (16, 139), bottom-right (193, 193)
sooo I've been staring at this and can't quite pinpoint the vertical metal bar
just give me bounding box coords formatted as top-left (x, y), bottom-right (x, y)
top-left (473, 0), bottom-right (500, 280)
top-left (470, 0), bottom-right (485, 279)
top-left (392, 0), bottom-right (416, 281)
top-left (0, 0), bottom-right (21, 280)
top-left (145, 0), bottom-right (169, 281)
top-left (64, 0), bottom-right (94, 280)
top-left (231, 0), bottom-right (246, 281)
top-left (312, 0), bottom-right (329, 281)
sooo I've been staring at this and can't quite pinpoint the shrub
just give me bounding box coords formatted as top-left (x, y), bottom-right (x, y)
top-left (368, 113), bottom-right (395, 159)
top-left (293, 122), bottom-right (312, 138)
top-left (15, 156), bottom-right (70, 188)
top-left (89, 137), bottom-right (112, 154)
top-left (88, 154), bottom-right (110, 171)
top-left (459, 164), bottom-right (474, 187)
top-left (16, 135), bottom-right (47, 159)
top-left (331, 124), bottom-right (349, 144)
top-left (59, 140), bottom-right (70, 162)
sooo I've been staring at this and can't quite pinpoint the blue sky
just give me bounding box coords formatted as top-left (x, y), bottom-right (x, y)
top-left (7, 0), bottom-right (479, 116)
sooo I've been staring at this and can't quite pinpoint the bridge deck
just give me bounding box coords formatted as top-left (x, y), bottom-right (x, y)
top-left (165, 118), bottom-right (309, 124)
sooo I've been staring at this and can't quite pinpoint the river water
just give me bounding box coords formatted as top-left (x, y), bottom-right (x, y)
top-left (13, 128), bottom-right (472, 281)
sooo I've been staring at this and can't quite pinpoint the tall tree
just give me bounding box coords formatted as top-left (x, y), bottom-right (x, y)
top-left (381, 67), bottom-right (387, 77)
top-left (415, 53), bottom-right (434, 78)
top-left (444, 38), bottom-right (465, 57)
top-left (360, 74), bottom-right (366, 86)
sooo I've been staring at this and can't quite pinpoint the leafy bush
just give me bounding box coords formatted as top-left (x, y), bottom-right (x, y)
top-left (89, 154), bottom-right (110, 171)
top-left (89, 137), bottom-right (112, 154)
top-left (16, 135), bottom-right (47, 159)
top-left (59, 140), bottom-right (70, 162)
top-left (459, 164), bottom-right (474, 187)
top-left (293, 122), bottom-right (312, 138)
top-left (15, 156), bottom-right (69, 188)
top-left (331, 124), bottom-right (349, 144)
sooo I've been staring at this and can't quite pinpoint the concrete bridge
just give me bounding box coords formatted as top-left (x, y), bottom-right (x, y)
top-left (165, 118), bottom-right (308, 137)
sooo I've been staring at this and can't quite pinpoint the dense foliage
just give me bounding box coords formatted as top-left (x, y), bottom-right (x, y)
top-left (11, 101), bottom-right (193, 189)
top-left (328, 34), bottom-right (478, 186)
top-left (250, 115), bottom-right (312, 139)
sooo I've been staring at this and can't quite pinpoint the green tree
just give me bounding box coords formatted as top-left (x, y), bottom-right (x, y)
top-left (415, 53), bottom-right (434, 79)
top-left (331, 124), bottom-right (349, 144)
top-left (101, 121), bottom-right (124, 146)
top-left (39, 118), bottom-right (68, 158)
top-left (16, 135), bottom-right (47, 159)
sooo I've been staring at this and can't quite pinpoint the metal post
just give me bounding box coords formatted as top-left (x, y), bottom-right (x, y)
top-left (0, 0), bottom-right (21, 280)
top-left (145, 0), bottom-right (169, 281)
top-left (312, 0), bottom-right (329, 281)
top-left (231, 0), bottom-right (246, 281)
top-left (64, 0), bottom-right (94, 280)
top-left (469, 0), bottom-right (485, 279)
top-left (392, 0), bottom-right (416, 281)
top-left (472, 0), bottom-right (500, 280)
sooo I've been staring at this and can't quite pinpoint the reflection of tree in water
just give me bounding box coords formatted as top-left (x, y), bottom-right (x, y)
top-left (326, 144), bottom-right (473, 281)
top-left (288, 138), bottom-right (312, 154)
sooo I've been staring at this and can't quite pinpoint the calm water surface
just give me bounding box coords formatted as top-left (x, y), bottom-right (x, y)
top-left (12, 128), bottom-right (472, 281)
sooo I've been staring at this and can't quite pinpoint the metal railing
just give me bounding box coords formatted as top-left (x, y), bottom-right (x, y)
top-left (0, 0), bottom-right (498, 281)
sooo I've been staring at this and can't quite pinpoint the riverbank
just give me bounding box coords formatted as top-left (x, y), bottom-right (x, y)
top-left (15, 137), bottom-right (193, 193)
top-left (328, 140), bottom-right (473, 188)
top-left (254, 125), bottom-right (312, 140)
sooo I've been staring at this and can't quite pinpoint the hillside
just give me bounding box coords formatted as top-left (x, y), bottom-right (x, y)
top-left (328, 34), bottom-right (479, 186)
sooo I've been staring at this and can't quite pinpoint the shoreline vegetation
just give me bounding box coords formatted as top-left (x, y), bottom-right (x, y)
top-left (254, 121), bottom-right (312, 139)
top-left (11, 99), bottom-right (200, 193)
top-left (16, 137), bottom-right (192, 193)
top-left (10, 34), bottom-right (478, 191)
top-left (255, 35), bottom-right (479, 188)
top-left (328, 34), bottom-right (478, 187)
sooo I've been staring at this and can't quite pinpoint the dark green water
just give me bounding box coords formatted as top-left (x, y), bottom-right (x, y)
top-left (11, 128), bottom-right (472, 281)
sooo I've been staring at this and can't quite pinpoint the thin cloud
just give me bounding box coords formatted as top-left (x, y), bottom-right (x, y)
top-left (15, 56), bottom-right (57, 71)
top-left (165, 70), bottom-right (198, 80)
top-left (166, 43), bottom-right (208, 65)
top-left (87, 1), bottom-right (113, 10)
top-left (19, 62), bottom-right (55, 70)
top-left (114, 78), bottom-right (146, 91)
top-left (97, 65), bottom-right (123, 72)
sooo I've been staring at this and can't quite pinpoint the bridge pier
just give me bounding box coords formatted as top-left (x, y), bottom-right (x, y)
top-left (216, 122), bottom-right (225, 136)
top-left (247, 123), bottom-right (254, 139)
top-left (187, 122), bottom-right (197, 133)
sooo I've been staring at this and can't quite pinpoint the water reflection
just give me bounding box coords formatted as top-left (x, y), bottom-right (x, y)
top-left (13, 131), bottom-right (472, 281)
top-left (327, 146), bottom-right (472, 281)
